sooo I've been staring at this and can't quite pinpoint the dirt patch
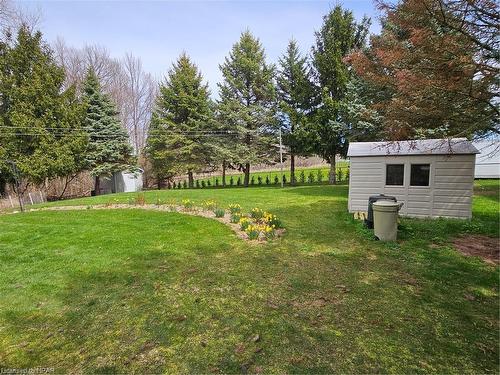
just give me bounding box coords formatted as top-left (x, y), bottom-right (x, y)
top-left (453, 235), bottom-right (499, 265)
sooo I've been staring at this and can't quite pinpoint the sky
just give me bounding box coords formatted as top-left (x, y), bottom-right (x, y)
top-left (22, 0), bottom-right (381, 95)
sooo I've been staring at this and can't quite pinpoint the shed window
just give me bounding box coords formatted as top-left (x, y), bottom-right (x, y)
top-left (386, 164), bottom-right (404, 186)
top-left (410, 164), bottom-right (430, 186)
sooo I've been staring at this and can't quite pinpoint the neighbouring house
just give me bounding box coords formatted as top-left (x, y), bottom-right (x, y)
top-left (96, 170), bottom-right (143, 195)
top-left (473, 140), bottom-right (500, 179)
top-left (347, 138), bottom-right (479, 219)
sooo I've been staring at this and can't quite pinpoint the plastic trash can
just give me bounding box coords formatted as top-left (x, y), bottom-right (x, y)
top-left (372, 200), bottom-right (404, 241)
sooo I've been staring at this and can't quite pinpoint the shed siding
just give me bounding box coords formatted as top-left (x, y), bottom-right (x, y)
top-left (348, 154), bottom-right (475, 219)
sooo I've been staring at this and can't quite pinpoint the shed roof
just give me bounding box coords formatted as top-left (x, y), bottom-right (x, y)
top-left (347, 138), bottom-right (479, 157)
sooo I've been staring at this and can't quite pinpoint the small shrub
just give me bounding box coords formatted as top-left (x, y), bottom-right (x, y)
top-left (135, 193), bottom-right (146, 206)
top-left (257, 176), bottom-right (263, 185)
top-left (282, 175), bottom-right (287, 184)
top-left (263, 212), bottom-right (283, 228)
top-left (251, 176), bottom-right (255, 185)
top-left (172, 181), bottom-right (177, 189)
top-left (228, 203), bottom-right (242, 214)
top-left (237, 177), bottom-right (241, 186)
top-left (202, 200), bottom-right (217, 211)
top-left (230, 176), bottom-right (234, 186)
top-left (239, 216), bottom-right (251, 230)
top-left (317, 169), bottom-right (323, 183)
top-left (195, 180), bottom-right (200, 188)
top-left (307, 172), bottom-right (314, 183)
top-left (337, 168), bottom-right (344, 182)
top-left (215, 178), bottom-right (219, 187)
top-left (250, 207), bottom-right (264, 220)
top-left (178, 183), bottom-right (182, 189)
top-left (274, 175), bottom-right (279, 184)
top-left (214, 208), bottom-right (225, 218)
top-left (266, 176), bottom-right (270, 185)
top-left (207, 180), bottom-right (211, 187)
top-left (201, 180), bottom-right (206, 188)
top-left (299, 170), bottom-right (305, 183)
top-left (245, 225), bottom-right (260, 240)
top-left (183, 180), bottom-right (187, 189)
top-left (182, 199), bottom-right (195, 210)
top-left (231, 212), bottom-right (243, 224)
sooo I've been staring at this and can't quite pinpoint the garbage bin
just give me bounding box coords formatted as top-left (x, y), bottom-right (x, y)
top-left (372, 200), bottom-right (403, 241)
top-left (365, 194), bottom-right (397, 229)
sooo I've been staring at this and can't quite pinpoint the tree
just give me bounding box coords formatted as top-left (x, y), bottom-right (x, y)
top-left (147, 53), bottom-right (213, 188)
top-left (0, 27), bottom-right (87, 202)
top-left (218, 30), bottom-right (277, 187)
top-left (82, 68), bottom-right (135, 194)
top-left (311, 6), bottom-right (370, 183)
top-left (346, 0), bottom-right (499, 140)
top-left (277, 39), bottom-right (316, 184)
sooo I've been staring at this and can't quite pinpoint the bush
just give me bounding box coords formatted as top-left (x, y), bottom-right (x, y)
top-left (214, 208), bottom-right (225, 218)
top-left (239, 216), bottom-right (251, 230)
top-left (266, 176), bottom-right (270, 185)
top-left (135, 193), bottom-right (146, 206)
top-left (231, 212), bottom-right (243, 223)
top-left (251, 176), bottom-right (255, 185)
top-left (282, 175), bottom-right (287, 184)
top-left (178, 183), bottom-right (182, 189)
top-left (215, 178), bottom-right (219, 187)
top-left (337, 168), bottom-right (343, 182)
top-left (230, 176), bottom-right (234, 186)
top-left (237, 176), bottom-right (241, 186)
top-left (183, 180), bottom-right (187, 189)
top-left (274, 175), bottom-right (279, 184)
top-left (181, 199), bottom-right (195, 210)
top-left (201, 180), bottom-right (206, 188)
top-left (195, 180), bottom-right (200, 188)
top-left (257, 176), bottom-right (263, 185)
top-left (250, 207), bottom-right (264, 220)
top-left (228, 203), bottom-right (242, 214)
top-left (307, 172), bottom-right (314, 183)
top-left (299, 170), bottom-right (305, 183)
top-left (207, 180), bottom-right (211, 187)
top-left (172, 181), bottom-right (176, 189)
top-left (317, 169), bottom-right (323, 183)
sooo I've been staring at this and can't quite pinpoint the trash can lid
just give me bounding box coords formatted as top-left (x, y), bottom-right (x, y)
top-left (372, 200), bottom-right (402, 212)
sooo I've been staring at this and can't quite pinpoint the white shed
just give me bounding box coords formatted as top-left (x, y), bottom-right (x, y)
top-left (473, 141), bottom-right (500, 178)
top-left (347, 138), bottom-right (479, 219)
top-left (97, 169), bottom-right (143, 195)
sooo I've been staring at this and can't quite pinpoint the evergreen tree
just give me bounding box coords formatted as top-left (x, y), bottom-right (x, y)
top-left (0, 27), bottom-right (87, 202)
top-left (82, 68), bottom-right (134, 195)
top-left (277, 39), bottom-right (317, 185)
top-left (311, 6), bottom-right (370, 184)
top-left (218, 30), bottom-right (277, 187)
top-left (147, 53), bottom-right (213, 188)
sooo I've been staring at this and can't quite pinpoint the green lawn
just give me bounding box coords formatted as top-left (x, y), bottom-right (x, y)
top-left (0, 180), bottom-right (498, 373)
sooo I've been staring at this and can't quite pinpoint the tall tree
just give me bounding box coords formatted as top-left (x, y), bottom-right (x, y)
top-left (277, 39), bottom-right (316, 184)
top-left (82, 68), bottom-right (135, 195)
top-left (0, 27), bottom-right (86, 201)
top-left (311, 6), bottom-right (370, 183)
top-left (218, 30), bottom-right (277, 187)
top-left (147, 53), bottom-right (213, 188)
top-left (346, 0), bottom-right (499, 140)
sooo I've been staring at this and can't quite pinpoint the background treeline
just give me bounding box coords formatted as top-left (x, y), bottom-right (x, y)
top-left (0, 0), bottom-right (498, 199)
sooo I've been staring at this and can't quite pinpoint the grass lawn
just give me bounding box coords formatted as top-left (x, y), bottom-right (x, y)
top-left (0, 180), bottom-right (498, 373)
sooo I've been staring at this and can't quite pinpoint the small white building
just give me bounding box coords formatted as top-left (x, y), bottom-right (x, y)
top-left (473, 141), bottom-right (500, 178)
top-left (98, 170), bottom-right (143, 194)
top-left (347, 139), bottom-right (479, 219)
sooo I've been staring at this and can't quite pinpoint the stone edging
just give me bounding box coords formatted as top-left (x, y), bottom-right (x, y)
top-left (16, 204), bottom-right (285, 243)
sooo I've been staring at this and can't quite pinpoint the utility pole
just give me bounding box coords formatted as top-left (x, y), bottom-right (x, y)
top-left (279, 127), bottom-right (284, 188)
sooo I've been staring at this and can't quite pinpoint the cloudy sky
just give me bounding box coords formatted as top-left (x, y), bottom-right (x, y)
top-left (23, 1), bottom-right (380, 95)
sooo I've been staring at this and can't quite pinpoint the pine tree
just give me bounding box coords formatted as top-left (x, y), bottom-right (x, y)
top-left (82, 68), bottom-right (135, 195)
top-left (311, 6), bottom-right (370, 184)
top-left (0, 27), bottom-right (87, 202)
top-left (277, 39), bottom-right (317, 185)
top-left (218, 31), bottom-right (277, 187)
top-left (147, 53), bottom-right (213, 188)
